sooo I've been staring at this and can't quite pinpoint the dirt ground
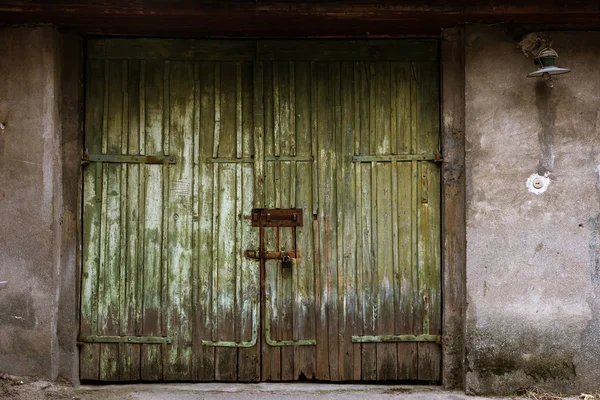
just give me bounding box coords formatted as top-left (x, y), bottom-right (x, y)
top-left (0, 374), bottom-right (592, 400)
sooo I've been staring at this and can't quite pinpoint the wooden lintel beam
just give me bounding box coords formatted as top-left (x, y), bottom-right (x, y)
top-left (1, 1), bottom-right (600, 36)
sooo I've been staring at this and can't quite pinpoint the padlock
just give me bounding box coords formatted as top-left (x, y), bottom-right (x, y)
top-left (282, 254), bottom-right (292, 268)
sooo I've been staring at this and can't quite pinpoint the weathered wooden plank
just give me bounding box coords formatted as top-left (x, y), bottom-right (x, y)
top-left (253, 61), bottom-right (265, 209)
top-left (352, 62), bottom-right (363, 382)
top-left (162, 61), bottom-right (171, 156)
top-left (98, 163), bottom-right (121, 381)
top-left (279, 161), bottom-right (294, 381)
top-left (264, 61), bottom-right (275, 159)
top-left (375, 163), bottom-right (398, 381)
top-left (262, 161), bottom-right (281, 381)
top-left (396, 165), bottom-right (418, 378)
top-left (359, 61), bottom-right (378, 381)
top-left (394, 63), bottom-right (412, 154)
top-left (213, 63), bottom-right (221, 159)
top-left (139, 60), bottom-right (146, 155)
top-left (127, 60), bottom-right (141, 156)
top-left (89, 39), bottom-right (257, 61)
top-left (237, 164), bottom-right (260, 382)
top-left (396, 61), bottom-right (418, 378)
top-left (338, 62), bottom-right (358, 381)
top-left (273, 62), bottom-right (281, 157)
top-left (375, 62), bottom-right (391, 156)
top-left (293, 62), bottom-right (317, 380)
top-left (191, 62), bottom-right (201, 381)
top-left (118, 59), bottom-right (142, 381)
top-left (359, 162), bottom-right (376, 381)
top-left (218, 62), bottom-right (237, 159)
top-left (197, 61), bottom-right (216, 381)
top-left (317, 62), bottom-right (339, 381)
top-left (236, 62), bottom-right (243, 158)
top-left (256, 40), bottom-right (439, 62)
top-left (215, 165), bottom-right (238, 381)
top-left (140, 60), bottom-right (166, 380)
top-left (165, 61), bottom-right (194, 380)
top-left (80, 58), bottom-right (105, 381)
top-left (410, 60), bottom-right (441, 381)
top-left (417, 162), bottom-right (442, 382)
top-left (414, 62), bottom-right (440, 154)
top-left (242, 62), bottom-right (254, 159)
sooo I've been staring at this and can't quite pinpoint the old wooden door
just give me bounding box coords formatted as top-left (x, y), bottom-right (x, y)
top-left (80, 39), bottom-right (441, 382)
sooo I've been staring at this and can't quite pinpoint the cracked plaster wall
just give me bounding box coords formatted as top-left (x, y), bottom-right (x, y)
top-left (466, 25), bottom-right (600, 394)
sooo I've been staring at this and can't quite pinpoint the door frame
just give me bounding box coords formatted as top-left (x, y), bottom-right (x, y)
top-left (61, 30), bottom-right (467, 388)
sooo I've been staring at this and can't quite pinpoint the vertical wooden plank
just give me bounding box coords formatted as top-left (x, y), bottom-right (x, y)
top-left (163, 61), bottom-right (171, 156)
top-left (116, 60), bottom-right (136, 381)
top-left (214, 169), bottom-right (238, 381)
top-left (98, 163), bottom-right (121, 381)
top-left (360, 61), bottom-right (377, 381)
top-left (238, 61), bottom-right (260, 382)
top-left (139, 60), bottom-right (146, 155)
top-left (191, 62), bottom-right (201, 381)
top-left (279, 162), bottom-right (294, 381)
top-left (242, 62), bottom-right (254, 160)
top-left (165, 61), bottom-right (194, 380)
top-left (98, 60), bottom-right (124, 381)
top-left (314, 61), bottom-right (328, 381)
top-left (273, 61), bottom-right (280, 156)
top-left (253, 61), bottom-right (265, 209)
top-left (375, 163), bottom-right (398, 381)
top-left (218, 62), bottom-right (237, 158)
top-left (262, 161), bottom-right (281, 381)
top-left (292, 61), bottom-right (316, 380)
top-left (213, 63), bottom-right (221, 158)
top-left (395, 63), bottom-right (412, 154)
top-left (289, 62), bottom-right (296, 157)
top-left (264, 61), bottom-right (274, 160)
top-left (102, 59), bottom-right (109, 154)
top-left (236, 62), bottom-right (243, 158)
top-left (310, 62), bottom-right (319, 217)
top-left (80, 58), bottom-right (105, 381)
top-left (375, 61), bottom-right (398, 381)
top-left (396, 62), bottom-right (419, 379)
top-left (317, 62), bottom-right (339, 381)
top-left (197, 62), bottom-right (216, 381)
top-left (140, 60), bottom-right (165, 381)
top-left (414, 61), bottom-right (442, 382)
top-left (276, 61), bottom-right (291, 157)
top-left (237, 164), bottom-right (260, 382)
top-left (333, 61), bottom-right (347, 381)
top-left (338, 62), bottom-right (358, 381)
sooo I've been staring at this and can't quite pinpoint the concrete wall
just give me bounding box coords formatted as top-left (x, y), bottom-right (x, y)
top-left (465, 26), bottom-right (600, 394)
top-left (0, 26), bottom-right (81, 382)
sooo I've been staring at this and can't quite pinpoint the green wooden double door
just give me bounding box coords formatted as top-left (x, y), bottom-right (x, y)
top-left (80, 39), bottom-right (441, 382)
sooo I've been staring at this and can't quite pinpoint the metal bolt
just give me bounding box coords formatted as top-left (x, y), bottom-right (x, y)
top-left (533, 177), bottom-right (544, 189)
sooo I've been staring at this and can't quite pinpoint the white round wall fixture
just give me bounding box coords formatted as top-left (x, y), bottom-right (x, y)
top-left (526, 173), bottom-right (550, 194)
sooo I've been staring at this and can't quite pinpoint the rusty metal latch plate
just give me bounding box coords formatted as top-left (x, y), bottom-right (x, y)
top-left (250, 208), bottom-right (303, 227)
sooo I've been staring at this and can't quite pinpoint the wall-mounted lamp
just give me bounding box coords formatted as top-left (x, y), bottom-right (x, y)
top-left (527, 48), bottom-right (570, 79)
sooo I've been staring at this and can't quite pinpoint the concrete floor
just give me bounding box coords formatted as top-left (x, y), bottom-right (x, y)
top-left (78, 383), bottom-right (500, 399)
top-left (2, 380), bottom-right (587, 400)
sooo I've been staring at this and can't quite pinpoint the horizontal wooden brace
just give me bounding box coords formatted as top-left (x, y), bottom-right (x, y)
top-left (79, 335), bottom-right (172, 344)
top-left (352, 153), bottom-right (442, 163)
top-left (84, 154), bottom-right (176, 164)
top-left (351, 334), bottom-right (441, 344)
top-left (206, 156), bottom-right (313, 163)
top-left (265, 155), bottom-right (313, 162)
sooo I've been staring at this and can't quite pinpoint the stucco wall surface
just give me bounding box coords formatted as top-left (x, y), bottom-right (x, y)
top-left (466, 26), bottom-right (600, 394)
top-left (0, 27), bottom-right (71, 380)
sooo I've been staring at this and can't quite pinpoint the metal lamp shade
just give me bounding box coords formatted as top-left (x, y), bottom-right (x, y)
top-left (528, 47), bottom-right (571, 78)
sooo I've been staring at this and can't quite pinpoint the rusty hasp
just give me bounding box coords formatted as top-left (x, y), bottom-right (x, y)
top-left (250, 208), bottom-right (303, 227)
top-left (244, 250), bottom-right (301, 260)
